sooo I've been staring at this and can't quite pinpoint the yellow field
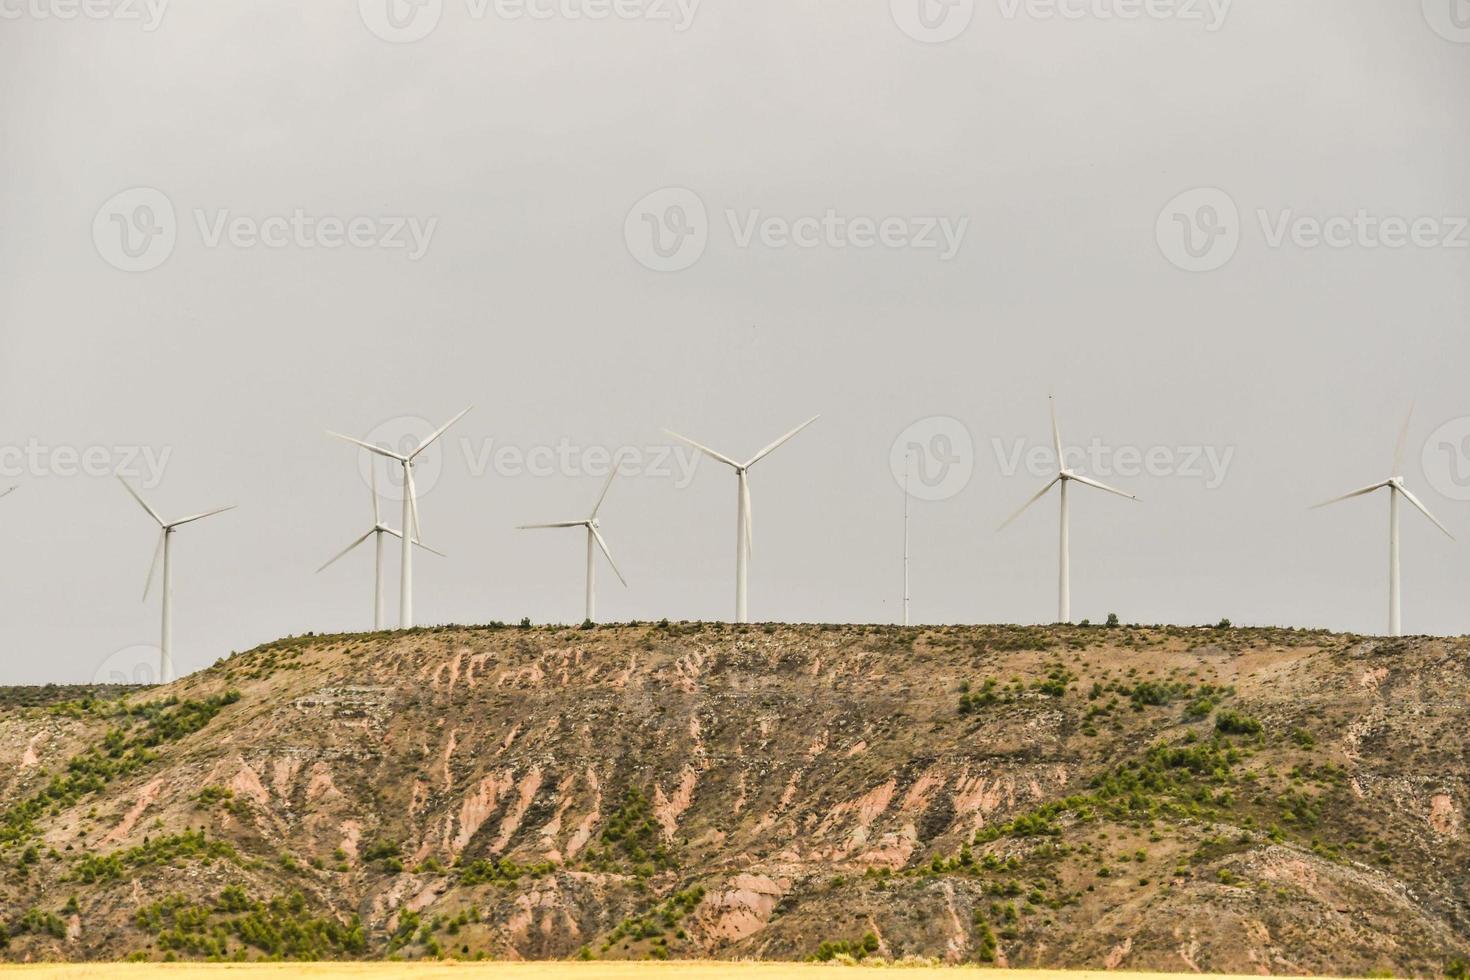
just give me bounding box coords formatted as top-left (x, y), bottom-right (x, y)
top-left (0, 966), bottom-right (1310, 980)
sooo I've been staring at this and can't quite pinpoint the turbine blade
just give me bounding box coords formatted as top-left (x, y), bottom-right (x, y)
top-left (591, 526), bottom-right (628, 587)
top-left (741, 476), bottom-right (753, 559)
top-left (745, 415), bottom-right (820, 468)
top-left (1397, 485), bottom-right (1456, 540)
top-left (383, 527), bottom-right (449, 557)
top-left (1069, 473), bottom-right (1138, 501)
top-left (169, 504), bottom-right (236, 528)
top-left (998, 477), bottom-right (1061, 531)
top-left (328, 431), bottom-right (407, 462)
top-left (405, 466), bottom-right (422, 541)
top-left (1310, 481), bottom-right (1389, 509)
top-left (517, 521), bottom-right (587, 529)
top-left (411, 406), bottom-right (473, 460)
top-left (117, 476), bottom-right (164, 526)
top-left (1392, 402), bottom-right (1415, 476)
top-left (1049, 395), bottom-right (1064, 469)
top-left (315, 528), bottom-right (375, 573)
top-left (370, 463), bottom-right (380, 525)
top-left (142, 530), bottom-right (164, 601)
top-left (662, 429), bottom-right (740, 469)
top-left (589, 460), bottom-right (620, 519)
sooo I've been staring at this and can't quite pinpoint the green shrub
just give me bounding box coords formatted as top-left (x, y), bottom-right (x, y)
top-left (1215, 710), bottom-right (1263, 736)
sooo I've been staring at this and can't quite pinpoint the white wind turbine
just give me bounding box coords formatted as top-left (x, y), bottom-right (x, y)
top-left (328, 407), bottom-right (471, 629)
top-left (316, 463), bottom-right (445, 631)
top-left (517, 464), bottom-right (627, 623)
top-left (999, 396), bottom-right (1138, 624)
top-left (1311, 404), bottom-right (1454, 637)
top-left (664, 416), bottom-right (819, 624)
top-left (118, 477), bottom-right (235, 684)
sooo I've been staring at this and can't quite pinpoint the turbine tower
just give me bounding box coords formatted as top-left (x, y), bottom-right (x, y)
top-left (117, 477), bottom-right (235, 684)
top-left (664, 416), bottom-right (819, 623)
top-left (1311, 404), bottom-right (1454, 637)
top-left (517, 463), bottom-right (627, 623)
top-left (317, 463), bottom-right (444, 630)
top-left (999, 396), bottom-right (1137, 624)
top-left (329, 406), bottom-right (471, 629)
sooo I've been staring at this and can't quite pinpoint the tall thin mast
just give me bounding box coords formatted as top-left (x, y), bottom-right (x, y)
top-left (903, 450), bottom-right (911, 627)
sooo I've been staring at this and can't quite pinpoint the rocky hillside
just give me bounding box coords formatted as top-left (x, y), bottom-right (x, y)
top-left (1, 623), bottom-right (1467, 974)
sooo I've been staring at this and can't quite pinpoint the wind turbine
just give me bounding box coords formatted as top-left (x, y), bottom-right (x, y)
top-left (664, 416), bottom-right (819, 624)
top-left (517, 464), bottom-right (627, 623)
top-left (1311, 404), bottom-right (1454, 637)
top-left (998, 396), bottom-right (1137, 624)
top-left (328, 407), bottom-right (471, 629)
top-left (317, 463), bottom-right (445, 630)
top-left (117, 477), bottom-right (234, 684)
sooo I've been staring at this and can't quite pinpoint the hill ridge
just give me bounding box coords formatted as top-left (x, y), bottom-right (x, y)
top-left (0, 623), bottom-right (1466, 973)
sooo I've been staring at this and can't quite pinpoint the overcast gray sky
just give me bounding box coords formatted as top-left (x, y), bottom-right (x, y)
top-left (2, 0), bottom-right (1468, 683)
